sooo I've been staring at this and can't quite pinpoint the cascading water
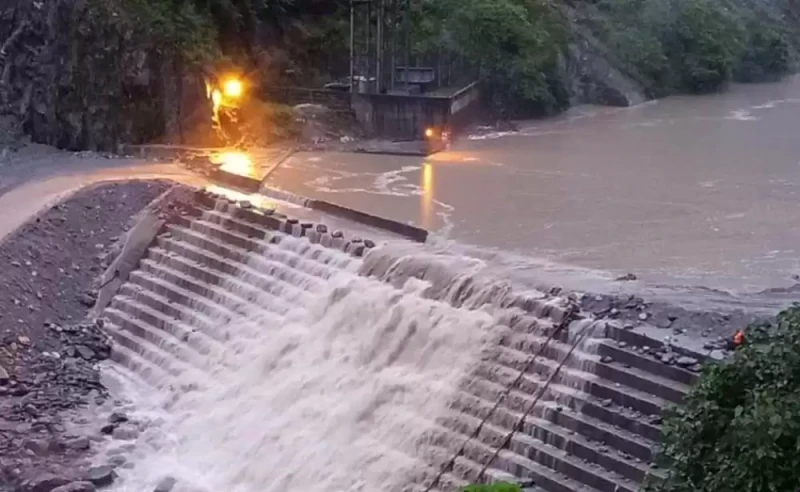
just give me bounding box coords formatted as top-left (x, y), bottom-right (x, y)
top-left (103, 224), bottom-right (511, 492)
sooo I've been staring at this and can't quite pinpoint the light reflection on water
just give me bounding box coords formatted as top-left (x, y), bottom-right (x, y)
top-left (265, 76), bottom-right (800, 293)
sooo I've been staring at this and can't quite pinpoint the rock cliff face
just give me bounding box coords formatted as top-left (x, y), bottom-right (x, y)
top-left (559, 32), bottom-right (648, 107)
top-left (0, 0), bottom-right (207, 152)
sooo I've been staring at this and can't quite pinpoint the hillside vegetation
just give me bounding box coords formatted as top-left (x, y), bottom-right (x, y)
top-left (650, 306), bottom-right (800, 492)
top-left (0, 0), bottom-right (798, 150)
top-left (130, 0), bottom-right (799, 116)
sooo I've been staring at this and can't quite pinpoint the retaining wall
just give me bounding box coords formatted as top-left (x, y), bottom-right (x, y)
top-left (352, 82), bottom-right (481, 140)
top-left (263, 82), bottom-right (482, 141)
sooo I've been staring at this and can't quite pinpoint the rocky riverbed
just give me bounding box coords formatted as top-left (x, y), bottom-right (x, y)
top-left (0, 180), bottom-right (171, 492)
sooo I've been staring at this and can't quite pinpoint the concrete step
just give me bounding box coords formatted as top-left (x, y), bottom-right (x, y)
top-left (110, 294), bottom-right (223, 355)
top-left (198, 202), bottom-right (367, 250)
top-left (135, 260), bottom-right (284, 326)
top-left (154, 236), bottom-right (314, 307)
top-left (413, 446), bottom-right (474, 492)
top-left (425, 433), bottom-right (602, 492)
top-left (535, 401), bottom-right (655, 464)
top-left (146, 247), bottom-right (295, 317)
top-left (108, 335), bottom-right (172, 386)
top-left (495, 312), bottom-right (564, 344)
top-left (432, 417), bottom-right (637, 492)
top-left (499, 330), bottom-right (687, 405)
top-left (200, 206), bottom-right (373, 258)
top-left (104, 309), bottom-right (189, 377)
top-left (117, 283), bottom-right (225, 342)
top-left (450, 391), bottom-right (656, 479)
top-left (591, 354), bottom-right (688, 405)
top-left (603, 323), bottom-right (706, 373)
top-left (488, 345), bottom-right (671, 418)
top-left (471, 364), bottom-right (662, 442)
top-left (452, 389), bottom-right (655, 464)
top-left (127, 268), bottom-right (243, 325)
top-left (167, 223), bottom-right (338, 288)
top-left (187, 216), bottom-right (359, 276)
top-left (597, 340), bottom-right (698, 387)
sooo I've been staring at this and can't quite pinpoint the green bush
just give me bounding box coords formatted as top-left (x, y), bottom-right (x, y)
top-left (462, 482), bottom-right (523, 492)
top-left (416, 0), bottom-right (569, 116)
top-left (649, 306), bottom-right (800, 492)
top-left (736, 24), bottom-right (793, 81)
top-left (668, 0), bottom-right (745, 93)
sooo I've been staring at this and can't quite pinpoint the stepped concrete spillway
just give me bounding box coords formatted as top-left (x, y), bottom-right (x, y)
top-left (96, 187), bottom-right (700, 492)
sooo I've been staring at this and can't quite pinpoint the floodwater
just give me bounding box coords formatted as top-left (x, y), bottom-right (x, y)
top-left (266, 76), bottom-right (800, 294)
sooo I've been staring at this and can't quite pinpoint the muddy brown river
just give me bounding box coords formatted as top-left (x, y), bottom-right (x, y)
top-left (266, 76), bottom-right (800, 294)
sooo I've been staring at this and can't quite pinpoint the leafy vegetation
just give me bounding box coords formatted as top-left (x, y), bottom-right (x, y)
top-left (581, 0), bottom-right (798, 96)
top-left (94, 0), bottom-right (798, 116)
top-left (409, 0), bottom-right (569, 116)
top-left (462, 483), bottom-right (522, 492)
top-left (649, 306), bottom-right (800, 492)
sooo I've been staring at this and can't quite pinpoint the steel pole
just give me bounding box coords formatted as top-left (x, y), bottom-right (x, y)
top-left (350, 0), bottom-right (355, 95)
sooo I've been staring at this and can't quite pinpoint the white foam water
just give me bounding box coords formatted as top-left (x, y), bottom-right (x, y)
top-left (106, 234), bottom-right (502, 492)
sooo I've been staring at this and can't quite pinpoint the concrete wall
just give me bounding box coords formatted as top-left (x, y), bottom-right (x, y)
top-left (352, 93), bottom-right (451, 140)
top-left (448, 82), bottom-right (482, 135)
top-left (263, 81), bottom-right (482, 140)
top-left (352, 82), bottom-right (481, 140)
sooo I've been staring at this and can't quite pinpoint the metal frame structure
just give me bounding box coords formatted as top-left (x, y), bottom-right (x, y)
top-left (349, 0), bottom-right (414, 95)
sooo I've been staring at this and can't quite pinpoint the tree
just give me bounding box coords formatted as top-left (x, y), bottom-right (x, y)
top-left (667, 0), bottom-right (745, 93)
top-left (415, 0), bottom-right (568, 116)
top-left (650, 306), bottom-right (800, 492)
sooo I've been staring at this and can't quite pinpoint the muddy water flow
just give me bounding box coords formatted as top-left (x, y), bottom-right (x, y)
top-left (267, 76), bottom-right (800, 296)
top-left (97, 205), bottom-right (575, 492)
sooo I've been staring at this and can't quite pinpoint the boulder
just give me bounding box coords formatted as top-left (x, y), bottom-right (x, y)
top-left (19, 475), bottom-right (70, 492)
top-left (85, 466), bottom-right (116, 487)
top-left (108, 412), bottom-right (128, 424)
top-left (52, 483), bottom-right (96, 492)
top-left (154, 477), bottom-right (177, 492)
top-left (66, 437), bottom-right (91, 450)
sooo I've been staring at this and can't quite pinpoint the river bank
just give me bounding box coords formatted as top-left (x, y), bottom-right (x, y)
top-left (0, 181), bottom-right (184, 492)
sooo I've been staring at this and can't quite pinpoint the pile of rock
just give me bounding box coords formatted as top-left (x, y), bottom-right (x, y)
top-left (0, 320), bottom-right (113, 490)
top-left (583, 292), bottom-right (761, 351)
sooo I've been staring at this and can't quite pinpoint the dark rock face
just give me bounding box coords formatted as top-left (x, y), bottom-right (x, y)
top-left (558, 32), bottom-right (647, 108)
top-left (0, 0), bottom-right (206, 151)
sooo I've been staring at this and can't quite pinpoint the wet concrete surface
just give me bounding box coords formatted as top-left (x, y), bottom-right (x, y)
top-left (265, 76), bottom-right (800, 297)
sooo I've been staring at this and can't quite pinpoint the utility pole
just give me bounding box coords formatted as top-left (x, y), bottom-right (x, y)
top-left (366, 0), bottom-right (371, 92)
top-left (403, 0), bottom-right (411, 90)
top-left (376, 0), bottom-right (383, 93)
top-left (349, 0), bottom-right (355, 95)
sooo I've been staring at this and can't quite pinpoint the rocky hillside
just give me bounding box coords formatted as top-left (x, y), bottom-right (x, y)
top-left (0, 0), bottom-right (209, 152)
top-left (0, 0), bottom-right (798, 150)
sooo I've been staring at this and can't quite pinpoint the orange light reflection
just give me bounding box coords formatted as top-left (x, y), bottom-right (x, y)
top-left (210, 151), bottom-right (256, 178)
top-left (420, 162), bottom-right (435, 229)
top-left (223, 78), bottom-right (244, 99)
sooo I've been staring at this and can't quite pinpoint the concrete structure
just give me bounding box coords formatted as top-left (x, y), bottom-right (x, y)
top-left (262, 81), bottom-right (481, 141)
top-left (352, 82), bottom-right (481, 140)
top-left (96, 187), bottom-right (702, 492)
